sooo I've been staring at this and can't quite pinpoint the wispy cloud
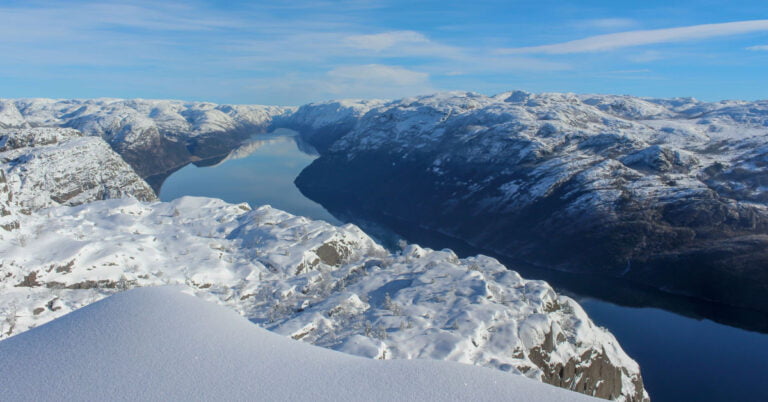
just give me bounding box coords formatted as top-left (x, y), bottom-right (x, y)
top-left (328, 64), bottom-right (429, 87)
top-left (246, 64), bottom-right (435, 104)
top-left (578, 18), bottom-right (637, 30)
top-left (747, 45), bottom-right (768, 51)
top-left (627, 50), bottom-right (664, 63)
top-left (501, 20), bottom-right (768, 54)
top-left (346, 31), bottom-right (431, 52)
top-left (344, 31), bottom-right (463, 59)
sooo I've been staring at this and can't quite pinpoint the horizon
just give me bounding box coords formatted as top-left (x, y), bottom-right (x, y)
top-left (2, 88), bottom-right (765, 107)
top-left (1, 1), bottom-right (767, 105)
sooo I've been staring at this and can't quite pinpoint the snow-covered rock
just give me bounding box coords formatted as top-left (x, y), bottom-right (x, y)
top-left (0, 127), bottom-right (156, 215)
top-left (0, 98), bottom-right (290, 181)
top-left (274, 99), bottom-right (386, 152)
top-left (294, 91), bottom-right (768, 312)
top-left (0, 196), bottom-right (646, 401)
top-left (0, 286), bottom-right (596, 401)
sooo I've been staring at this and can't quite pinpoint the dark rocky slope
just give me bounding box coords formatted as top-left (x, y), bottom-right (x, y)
top-left (295, 91), bottom-right (768, 313)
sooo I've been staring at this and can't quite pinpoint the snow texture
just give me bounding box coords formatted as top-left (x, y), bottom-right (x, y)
top-left (0, 196), bottom-right (645, 401)
top-left (0, 127), bottom-right (156, 214)
top-left (0, 286), bottom-right (596, 401)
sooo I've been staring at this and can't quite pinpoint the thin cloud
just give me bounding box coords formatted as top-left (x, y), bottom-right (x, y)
top-left (327, 64), bottom-right (430, 87)
top-left (500, 20), bottom-right (768, 54)
top-left (346, 31), bottom-right (431, 51)
top-left (747, 45), bottom-right (768, 51)
top-left (343, 31), bottom-right (466, 60)
top-left (247, 64), bottom-right (435, 103)
top-left (578, 18), bottom-right (637, 30)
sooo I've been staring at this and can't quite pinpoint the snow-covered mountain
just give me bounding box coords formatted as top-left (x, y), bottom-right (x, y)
top-left (0, 127), bottom-right (156, 229)
top-left (0, 98), bottom-right (290, 184)
top-left (0, 286), bottom-right (597, 401)
top-left (3, 92), bottom-right (766, 314)
top-left (275, 99), bottom-right (387, 152)
top-left (6, 90), bottom-right (767, 399)
top-left (293, 91), bottom-right (768, 313)
top-left (0, 195), bottom-right (646, 400)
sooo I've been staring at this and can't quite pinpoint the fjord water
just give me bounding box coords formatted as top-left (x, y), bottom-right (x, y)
top-left (160, 131), bottom-right (340, 226)
top-left (159, 132), bottom-right (768, 402)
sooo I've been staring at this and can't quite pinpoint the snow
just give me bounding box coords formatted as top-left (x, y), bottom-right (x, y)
top-left (0, 286), bottom-right (595, 401)
top-left (0, 98), bottom-right (291, 154)
top-left (0, 127), bottom-right (156, 212)
top-left (0, 196), bottom-right (645, 400)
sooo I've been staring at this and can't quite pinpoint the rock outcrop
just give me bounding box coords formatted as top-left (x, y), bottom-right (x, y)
top-left (0, 127), bottom-right (156, 211)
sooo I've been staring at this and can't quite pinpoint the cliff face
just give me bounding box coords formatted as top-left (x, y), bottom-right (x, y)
top-left (0, 127), bottom-right (156, 213)
top-left (293, 91), bottom-right (768, 313)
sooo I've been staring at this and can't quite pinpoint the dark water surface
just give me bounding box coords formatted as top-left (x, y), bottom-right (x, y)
top-left (159, 132), bottom-right (768, 402)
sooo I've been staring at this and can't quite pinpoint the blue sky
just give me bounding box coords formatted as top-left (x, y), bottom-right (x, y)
top-left (1, 0), bottom-right (767, 104)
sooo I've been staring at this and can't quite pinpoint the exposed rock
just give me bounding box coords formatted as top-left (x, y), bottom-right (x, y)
top-left (0, 128), bottom-right (157, 211)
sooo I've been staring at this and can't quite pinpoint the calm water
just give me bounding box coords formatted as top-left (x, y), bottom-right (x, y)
top-left (160, 131), bottom-right (340, 225)
top-left (159, 132), bottom-right (768, 402)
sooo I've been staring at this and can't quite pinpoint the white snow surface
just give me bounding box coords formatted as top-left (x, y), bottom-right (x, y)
top-left (0, 196), bottom-right (644, 400)
top-left (0, 286), bottom-right (595, 401)
top-left (0, 98), bottom-right (290, 147)
top-left (0, 127), bottom-right (156, 212)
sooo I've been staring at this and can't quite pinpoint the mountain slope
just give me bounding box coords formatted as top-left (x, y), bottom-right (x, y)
top-left (294, 91), bottom-right (768, 312)
top-left (0, 127), bottom-right (156, 221)
top-left (0, 196), bottom-right (647, 401)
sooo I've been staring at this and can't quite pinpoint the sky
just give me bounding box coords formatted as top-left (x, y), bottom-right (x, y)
top-left (0, 0), bottom-right (766, 105)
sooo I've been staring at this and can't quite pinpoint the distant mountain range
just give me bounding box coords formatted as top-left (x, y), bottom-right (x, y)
top-left (2, 92), bottom-right (766, 313)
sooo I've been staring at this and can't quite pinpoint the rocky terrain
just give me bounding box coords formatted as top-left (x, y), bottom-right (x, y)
top-left (0, 196), bottom-right (646, 400)
top-left (0, 127), bottom-right (156, 234)
top-left (0, 126), bottom-right (647, 400)
top-left (293, 91), bottom-right (768, 313)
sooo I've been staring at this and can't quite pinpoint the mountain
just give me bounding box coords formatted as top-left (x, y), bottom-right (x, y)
top-left (3, 93), bottom-right (766, 314)
top-left (0, 195), bottom-right (647, 400)
top-left (0, 94), bottom-right (665, 400)
top-left (0, 98), bottom-right (290, 188)
top-left (0, 286), bottom-right (596, 401)
top-left (293, 91), bottom-right (768, 313)
top-left (0, 127), bottom-right (156, 221)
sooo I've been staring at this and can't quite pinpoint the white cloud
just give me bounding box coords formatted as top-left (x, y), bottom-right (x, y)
top-left (246, 65), bottom-right (434, 104)
top-left (345, 31), bottom-right (430, 51)
top-left (501, 20), bottom-right (768, 54)
top-left (627, 50), bottom-right (663, 63)
top-left (579, 18), bottom-right (637, 30)
top-left (328, 64), bottom-right (429, 86)
top-left (747, 45), bottom-right (768, 51)
top-left (344, 30), bottom-right (464, 60)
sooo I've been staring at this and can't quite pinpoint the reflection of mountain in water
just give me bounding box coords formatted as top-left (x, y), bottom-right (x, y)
top-left (215, 129), bottom-right (318, 166)
top-left (158, 130), bottom-right (340, 226)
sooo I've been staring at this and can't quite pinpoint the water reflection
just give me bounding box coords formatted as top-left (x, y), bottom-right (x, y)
top-left (158, 130), bottom-right (340, 225)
